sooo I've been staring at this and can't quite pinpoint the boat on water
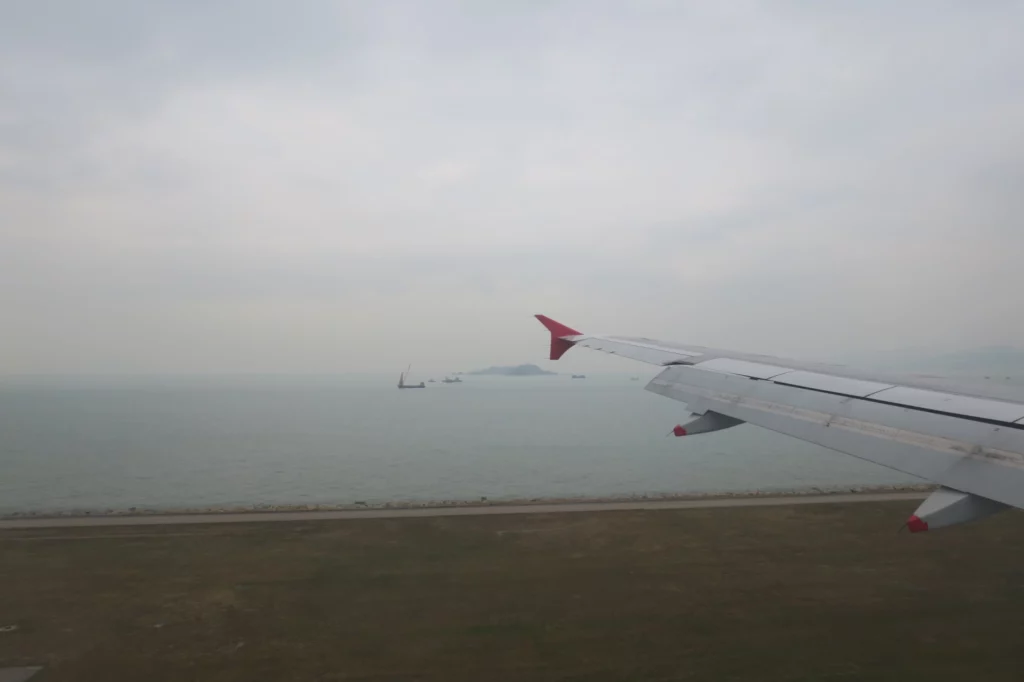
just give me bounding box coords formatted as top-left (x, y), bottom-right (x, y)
top-left (441, 376), bottom-right (463, 384)
top-left (571, 374), bottom-right (586, 379)
top-left (398, 365), bottom-right (426, 389)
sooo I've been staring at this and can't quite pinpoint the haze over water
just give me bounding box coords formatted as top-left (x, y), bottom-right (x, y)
top-left (3, 4), bottom-right (1022, 517)
top-left (0, 375), bottom-right (917, 514)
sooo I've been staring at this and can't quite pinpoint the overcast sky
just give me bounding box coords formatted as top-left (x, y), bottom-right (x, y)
top-left (2, 1), bottom-right (1022, 374)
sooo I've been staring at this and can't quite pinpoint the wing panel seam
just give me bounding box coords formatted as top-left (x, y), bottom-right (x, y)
top-left (761, 380), bottom-right (1024, 430)
top-left (658, 384), bottom-right (1024, 467)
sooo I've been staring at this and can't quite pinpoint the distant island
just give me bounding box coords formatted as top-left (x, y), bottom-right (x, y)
top-left (467, 364), bottom-right (556, 376)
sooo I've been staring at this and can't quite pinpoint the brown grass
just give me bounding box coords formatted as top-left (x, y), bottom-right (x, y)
top-left (2, 501), bottom-right (1023, 681)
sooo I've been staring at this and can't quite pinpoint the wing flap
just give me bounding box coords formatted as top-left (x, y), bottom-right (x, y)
top-left (647, 365), bottom-right (1024, 510)
top-left (773, 371), bottom-right (894, 397)
top-left (868, 386), bottom-right (1024, 424)
top-left (692, 358), bottom-right (794, 379)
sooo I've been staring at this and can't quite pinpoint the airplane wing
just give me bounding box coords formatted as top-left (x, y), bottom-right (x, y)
top-left (535, 314), bottom-right (1024, 532)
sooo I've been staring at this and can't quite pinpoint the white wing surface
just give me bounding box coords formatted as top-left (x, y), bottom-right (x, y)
top-left (536, 315), bottom-right (1024, 532)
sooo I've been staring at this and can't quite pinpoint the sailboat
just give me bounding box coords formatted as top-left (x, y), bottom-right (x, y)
top-left (398, 365), bottom-right (426, 389)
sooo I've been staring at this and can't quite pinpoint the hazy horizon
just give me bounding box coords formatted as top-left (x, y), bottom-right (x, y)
top-left (4, 2), bottom-right (1022, 374)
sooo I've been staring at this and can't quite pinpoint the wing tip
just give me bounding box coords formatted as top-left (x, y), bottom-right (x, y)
top-left (535, 314), bottom-right (582, 360)
top-left (535, 314), bottom-right (582, 337)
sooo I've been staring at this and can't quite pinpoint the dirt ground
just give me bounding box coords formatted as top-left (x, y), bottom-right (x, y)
top-left (2, 500), bottom-right (1022, 681)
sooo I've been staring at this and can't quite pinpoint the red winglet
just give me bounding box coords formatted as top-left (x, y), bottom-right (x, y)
top-left (535, 314), bottom-right (582, 360)
top-left (906, 515), bottom-right (929, 533)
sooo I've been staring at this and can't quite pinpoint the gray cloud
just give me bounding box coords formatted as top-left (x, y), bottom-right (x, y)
top-left (2, 1), bottom-right (1023, 373)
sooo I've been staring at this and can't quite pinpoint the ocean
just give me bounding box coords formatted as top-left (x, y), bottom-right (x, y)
top-left (0, 374), bottom-right (917, 514)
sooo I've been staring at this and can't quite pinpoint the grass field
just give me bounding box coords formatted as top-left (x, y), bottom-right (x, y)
top-left (2, 500), bottom-right (1023, 681)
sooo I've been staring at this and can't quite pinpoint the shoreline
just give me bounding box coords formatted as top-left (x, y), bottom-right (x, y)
top-left (0, 483), bottom-right (935, 522)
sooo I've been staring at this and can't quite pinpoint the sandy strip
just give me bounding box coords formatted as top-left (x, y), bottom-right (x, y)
top-left (0, 491), bottom-right (929, 529)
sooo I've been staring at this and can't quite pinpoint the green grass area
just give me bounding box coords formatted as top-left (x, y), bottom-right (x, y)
top-left (2, 501), bottom-right (1023, 681)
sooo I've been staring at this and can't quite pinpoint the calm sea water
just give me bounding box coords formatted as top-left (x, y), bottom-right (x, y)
top-left (0, 375), bottom-right (916, 514)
